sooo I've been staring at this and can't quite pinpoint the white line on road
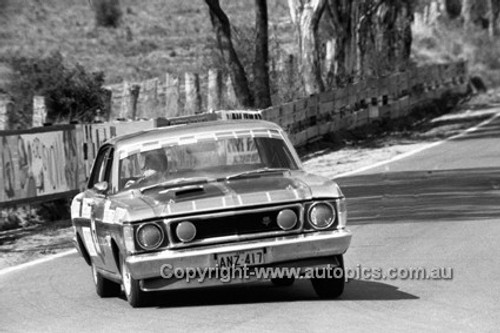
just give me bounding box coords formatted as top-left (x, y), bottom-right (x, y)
top-left (348, 195), bottom-right (384, 200)
top-left (1, 110), bottom-right (499, 277)
top-left (333, 110), bottom-right (500, 179)
top-left (0, 249), bottom-right (77, 276)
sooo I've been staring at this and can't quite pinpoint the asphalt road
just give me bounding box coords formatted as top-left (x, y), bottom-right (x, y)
top-left (1, 116), bottom-right (499, 332)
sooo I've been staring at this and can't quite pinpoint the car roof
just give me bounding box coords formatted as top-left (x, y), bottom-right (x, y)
top-left (106, 120), bottom-right (283, 149)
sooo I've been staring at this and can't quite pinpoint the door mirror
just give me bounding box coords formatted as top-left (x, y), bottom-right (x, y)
top-left (93, 181), bottom-right (108, 194)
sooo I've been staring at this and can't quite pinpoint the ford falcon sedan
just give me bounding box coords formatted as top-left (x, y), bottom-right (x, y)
top-left (71, 120), bottom-right (352, 307)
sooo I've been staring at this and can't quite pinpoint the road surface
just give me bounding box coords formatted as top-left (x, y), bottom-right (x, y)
top-left (1, 116), bottom-right (499, 332)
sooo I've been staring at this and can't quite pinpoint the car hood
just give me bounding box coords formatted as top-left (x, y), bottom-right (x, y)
top-left (112, 170), bottom-right (343, 222)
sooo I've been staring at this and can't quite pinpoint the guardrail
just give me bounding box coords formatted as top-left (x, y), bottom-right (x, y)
top-left (260, 61), bottom-right (468, 146)
top-left (0, 61), bottom-right (468, 208)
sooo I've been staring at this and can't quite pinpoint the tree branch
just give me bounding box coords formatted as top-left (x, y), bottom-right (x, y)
top-left (205, 0), bottom-right (254, 107)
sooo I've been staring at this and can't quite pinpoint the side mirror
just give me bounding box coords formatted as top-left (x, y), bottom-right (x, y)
top-left (93, 181), bottom-right (108, 194)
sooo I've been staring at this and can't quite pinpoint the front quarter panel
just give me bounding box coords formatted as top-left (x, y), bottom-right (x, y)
top-left (71, 191), bottom-right (96, 264)
top-left (71, 190), bottom-right (126, 275)
top-left (291, 171), bottom-right (344, 199)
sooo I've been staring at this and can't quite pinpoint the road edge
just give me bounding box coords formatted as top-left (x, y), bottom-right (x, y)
top-left (333, 110), bottom-right (500, 179)
top-left (0, 249), bottom-right (77, 276)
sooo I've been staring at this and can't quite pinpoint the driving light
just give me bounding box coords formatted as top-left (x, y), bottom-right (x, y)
top-left (309, 202), bottom-right (336, 230)
top-left (136, 223), bottom-right (164, 250)
top-left (176, 221), bottom-right (197, 242)
top-left (277, 209), bottom-right (298, 231)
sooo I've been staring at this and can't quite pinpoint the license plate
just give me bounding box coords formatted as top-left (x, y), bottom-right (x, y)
top-left (216, 249), bottom-right (265, 268)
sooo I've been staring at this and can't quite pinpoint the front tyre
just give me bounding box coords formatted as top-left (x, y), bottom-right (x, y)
top-left (91, 262), bottom-right (121, 298)
top-left (311, 255), bottom-right (345, 299)
top-left (121, 255), bottom-right (148, 307)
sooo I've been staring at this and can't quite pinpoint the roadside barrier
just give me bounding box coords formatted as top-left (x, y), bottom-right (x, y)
top-left (0, 61), bottom-right (468, 208)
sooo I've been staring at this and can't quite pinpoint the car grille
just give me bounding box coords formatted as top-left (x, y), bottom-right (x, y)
top-left (166, 204), bottom-right (303, 248)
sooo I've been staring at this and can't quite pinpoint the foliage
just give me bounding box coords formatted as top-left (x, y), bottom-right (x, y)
top-left (412, 18), bottom-right (500, 87)
top-left (0, 206), bottom-right (41, 231)
top-left (7, 51), bottom-right (107, 126)
top-left (93, 0), bottom-right (123, 28)
top-left (37, 199), bottom-right (71, 222)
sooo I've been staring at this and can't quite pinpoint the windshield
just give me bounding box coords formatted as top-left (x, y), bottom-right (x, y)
top-left (118, 135), bottom-right (299, 191)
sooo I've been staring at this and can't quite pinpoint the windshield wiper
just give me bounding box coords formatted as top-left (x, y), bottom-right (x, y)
top-left (139, 177), bottom-right (216, 193)
top-left (224, 167), bottom-right (290, 181)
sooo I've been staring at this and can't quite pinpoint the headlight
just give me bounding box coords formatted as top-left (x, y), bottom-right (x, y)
top-left (308, 202), bottom-right (336, 230)
top-left (136, 223), bottom-right (164, 250)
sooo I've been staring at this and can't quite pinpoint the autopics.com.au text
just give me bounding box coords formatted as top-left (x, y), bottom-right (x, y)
top-left (159, 264), bottom-right (453, 283)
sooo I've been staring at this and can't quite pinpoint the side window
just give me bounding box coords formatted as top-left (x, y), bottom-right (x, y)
top-left (88, 146), bottom-right (113, 189)
top-left (103, 148), bottom-right (114, 184)
top-left (255, 138), bottom-right (298, 169)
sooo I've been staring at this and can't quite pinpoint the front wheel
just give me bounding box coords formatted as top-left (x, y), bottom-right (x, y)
top-left (121, 255), bottom-right (148, 307)
top-left (310, 256), bottom-right (345, 299)
top-left (91, 262), bottom-right (121, 298)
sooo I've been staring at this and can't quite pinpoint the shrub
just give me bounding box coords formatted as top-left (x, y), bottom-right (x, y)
top-left (413, 18), bottom-right (500, 87)
top-left (93, 0), bottom-right (123, 28)
top-left (7, 51), bottom-right (107, 127)
top-left (36, 199), bottom-right (71, 222)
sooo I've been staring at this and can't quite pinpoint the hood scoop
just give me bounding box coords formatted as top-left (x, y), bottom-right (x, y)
top-left (174, 186), bottom-right (205, 197)
top-left (153, 183), bottom-right (225, 204)
top-left (159, 185), bottom-right (205, 197)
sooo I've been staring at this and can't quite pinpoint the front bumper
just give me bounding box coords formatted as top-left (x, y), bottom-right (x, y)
top-left (126, 229), bottom-right (352, 291)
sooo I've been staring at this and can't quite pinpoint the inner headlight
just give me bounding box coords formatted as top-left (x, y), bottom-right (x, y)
top-left (176, 221), bottom-right (197, 243)
top-left (308, 202), bottom-right (336, 230)
top-left (136, 223), bottom-right (164, 251)
top-left (277, 209), bottom-right (298, 231)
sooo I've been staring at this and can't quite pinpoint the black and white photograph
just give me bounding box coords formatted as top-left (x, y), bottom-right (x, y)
top-left (0, 0), bottom-right (499, 331)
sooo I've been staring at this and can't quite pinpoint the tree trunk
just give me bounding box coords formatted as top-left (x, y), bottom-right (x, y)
top-left (487, 0), bottom-right (500, 37)
top-left (324, 38), bottom-right (336, 86)
top-left (325, 0), bottom-right (351, 86)
top-left (253, 0), bottom-right (272, 109)
top-left (375, 2), bottom-right (396, 75)
top-left (205, 0), bottom-right (254, 108)
top-left (356, 1), bottom-right (377, 79)
top-left (397, 1), bottom-right (414, 69)
top-left (462, 0), bottom-right (473, 29)
top-left (493, 0), bottom-right (500, 36)
top-left (368, 0), bottom-right (413, 76)
top-left (325, 0), bottom-right (413, 84)
top-left (288, 0), bottom-right (327, 95)
top-left (347, 2), bottom-right (359, 80)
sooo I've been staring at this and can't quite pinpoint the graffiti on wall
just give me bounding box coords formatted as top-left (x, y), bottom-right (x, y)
top-left (0, 120), bottom-right (157, 205)
top-left (0, 129), bottom-right (78, 203)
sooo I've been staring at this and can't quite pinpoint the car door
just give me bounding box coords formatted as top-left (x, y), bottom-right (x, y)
top-left (85, 145), bottom-right (114, 269)
top-left (97, 147), bottom-right (122, 274)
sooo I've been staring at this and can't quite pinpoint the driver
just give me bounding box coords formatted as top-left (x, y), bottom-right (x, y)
top-left (141, 149), bottom-right (168, 183)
